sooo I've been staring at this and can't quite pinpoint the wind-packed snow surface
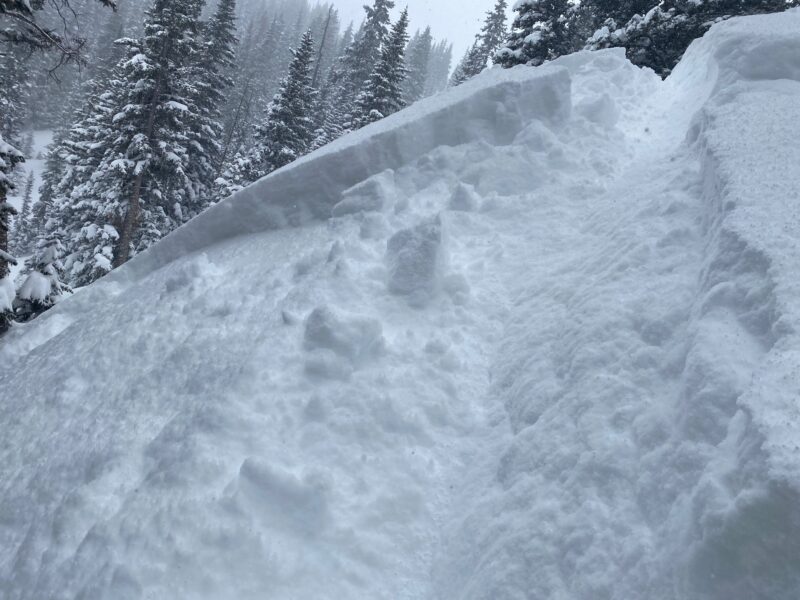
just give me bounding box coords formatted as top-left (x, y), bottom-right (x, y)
top-left (2, 10), bottom-right (800, 599)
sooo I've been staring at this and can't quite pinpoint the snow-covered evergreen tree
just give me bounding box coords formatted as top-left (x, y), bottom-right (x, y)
top-left (0, 48), bottom-right (30, 150)
top-left (588, 0), bottom-right (792, 76)
top-left (247, 30), bottom-right (317, 179)
top-left (86, 0), bottom-right (207, 271)
top-left (11, 171), bottom-right (34, 254)
top-left (403, 27), bottom-right (433, 104)
top-left (424, 40), bottom-right (453, 95)
top-left (0, 133), bottom-right (23, 334)
top-left (49, 76), bottom-right (121, 286)
top-left (496, 0), bottom-right (572, 67)
top-left (351, 9), bottom-right (410, 130)
top-left (344, 0), bottom-right (395, 96)
top-left (191, 0), bottom-right (238, 205)
top-left (483, 0), bottom-right (511, 63)
top-left (14, 236), bottom-right (72, 322)
top-left (310, 5), bottom-right (340, 90)
top-left (450, 41), bottom-right (487, 86)
top-left (453, 0), bottom-right (509, 84)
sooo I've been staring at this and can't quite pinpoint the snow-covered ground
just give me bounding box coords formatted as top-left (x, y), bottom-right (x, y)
top-left (2, 10), bottom-right (800, 599)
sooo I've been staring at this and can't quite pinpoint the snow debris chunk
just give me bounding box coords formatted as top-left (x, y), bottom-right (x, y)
top-left (235, 458), bottom-right (329, 536)
top-left (448, 183), bottom-right (480, 212)
top-left (303, 306), bottom-right (385, 368)
top-left (332, 170), bottom-right (395, 217)
top-left (386, 215), bottom-right (445, 307)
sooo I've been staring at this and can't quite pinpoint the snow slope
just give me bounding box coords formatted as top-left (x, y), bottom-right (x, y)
top-left (2, 10), bottom-right (800, 599)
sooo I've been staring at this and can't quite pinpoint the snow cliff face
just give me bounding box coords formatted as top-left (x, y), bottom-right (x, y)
top-left (2, 10), bottom-right (800, 599)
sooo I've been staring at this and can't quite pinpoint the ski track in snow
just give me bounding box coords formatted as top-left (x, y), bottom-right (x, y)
top-left (2, 11), bottom-right (800, 600)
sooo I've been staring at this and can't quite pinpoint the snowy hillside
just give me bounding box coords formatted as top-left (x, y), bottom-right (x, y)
top-left (2, 9), bottom-right (800, 599)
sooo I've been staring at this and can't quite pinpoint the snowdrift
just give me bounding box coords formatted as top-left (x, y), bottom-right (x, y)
top-left (2, 9), bottom-right (800, 599)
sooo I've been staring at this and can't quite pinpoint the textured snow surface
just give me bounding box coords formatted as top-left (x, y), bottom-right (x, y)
top-left (2, 10), bottom-right (800, 599)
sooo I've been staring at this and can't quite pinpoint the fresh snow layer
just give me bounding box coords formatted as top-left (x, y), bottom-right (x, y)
top-left (2, 10), bottom-right (800, 599)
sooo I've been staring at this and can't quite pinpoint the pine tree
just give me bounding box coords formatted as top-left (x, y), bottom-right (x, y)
top-left (451, 0), bottom-right (509, 83)
top-left (588, 0), bottom-right (792, 77)
top-left (403, 27), bottom-right (433, 104)
top-left (483, 0), bottom-right (510, 63)
top-left (496, 0), bottom-right (572, 67)
top-left (351, 9), bottom-right (410, 130)
top-left (424, 40), bottom-right (453, 95)
top-left (310, 5), bottom-right (340, 89)
top-left (49, 76), bottom-right (121, 286)
top-left (0, 48), bottom-right (30, 149)
top-left (94, 0), bottom-right (207, 270)
top-left (11, 171), bottom-right (34, 254)
top-left (0, 133), bottom-right (23, 334)
top-left (14, 236), bottom-right (72, 322)
top-left (587, 0), bottom-right (657, 32)
top-left (192, 0), bottom-right (238, 205)
top-left (450, 41), bottom-right (487, 86)
top-left (344, 0), bottom-right (395, 95)
top-left (312, 22), bottom-right (356, 148)
top-left (247, 30), bottom-right (317, 179)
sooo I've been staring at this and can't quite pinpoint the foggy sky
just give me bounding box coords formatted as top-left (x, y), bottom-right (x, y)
top-left (332, 0), bottom-right (511, 60)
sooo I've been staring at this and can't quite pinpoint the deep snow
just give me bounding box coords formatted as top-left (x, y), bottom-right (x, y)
top-left (2, 10), bottom-right (800, 600)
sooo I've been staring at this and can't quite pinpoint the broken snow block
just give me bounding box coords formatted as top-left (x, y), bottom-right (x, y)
top-left (331, 171), bottom-right (395, 218)
top-left (448, 183), bottom-right (480, 212)
top-left (386, 216), bottom-right (445, 308)
top-left (304, 306), bottom-right (385, 369)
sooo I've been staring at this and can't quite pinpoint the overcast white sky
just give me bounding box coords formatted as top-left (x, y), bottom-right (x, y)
top-left (332, 0), bottom-right (511, 60)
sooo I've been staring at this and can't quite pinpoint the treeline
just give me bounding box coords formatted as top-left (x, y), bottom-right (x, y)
top-left (452, 0), bottom-right (797, 82)
top-left (0, 0), bottom-right (453, 331)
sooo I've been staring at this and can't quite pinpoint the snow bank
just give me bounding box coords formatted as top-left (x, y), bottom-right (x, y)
top-left (110, 64), bottom-right (571, 284)
top-left (2, 11), bottom-right (800, 600)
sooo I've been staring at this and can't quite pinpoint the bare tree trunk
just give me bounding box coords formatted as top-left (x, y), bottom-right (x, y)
top-left (311, 6), bottom-right (334, 90)
top-left (218, 79), bottom-right (252, 172)
top-left (112, 171), bottom-right (143, 268)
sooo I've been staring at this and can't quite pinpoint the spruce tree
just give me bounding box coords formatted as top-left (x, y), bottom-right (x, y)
top-left (424, 40), bottom-right (453, 95)
top-left (0, 134), bottom-right (23, 334)
top-left (95, 0), bottom-right (207, 269)
top-left (0, 48), bottom-right (30, 149)
top-left (450, 41), bottom-right (488, 86)
top-left (192, 0), bottom-right (238, 205)
top-left (312, 23), bottom-right (357, 148)
top-left (248, 30), bottom-right (317, 179)
top-left (345, 0), bottom-right (395, 94)
top-left (352, 9), bottom-right (410, 130)
top-left (588, 0), bottom-right (791, 77)
top-left (483, 0), bottom-right (510, 63)
top-left (403, 27), bottom-right (433, 104)
top-left (11, 171), bottom-right (34, 254)
top-left (310, 6), bottom-right (340, 89)
top-left (49, 76), bottom-right (121, 286)
top-left (14, 236), bottom-right (72, 322)
top-left (497, 0), bottom-right (572, 67)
